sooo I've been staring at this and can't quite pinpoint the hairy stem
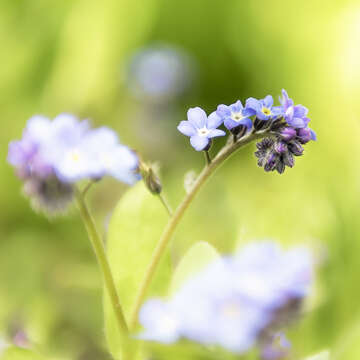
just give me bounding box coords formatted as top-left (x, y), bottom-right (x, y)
top-left (75, 189), bottom-right (129, 337)
top-left (129, 131), bottom-right (264, 330)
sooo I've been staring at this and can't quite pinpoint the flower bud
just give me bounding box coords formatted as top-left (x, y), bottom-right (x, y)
top-left (280, 127), bottom-right (296, 141)
top-left (288, 141), bottom-right (304, 156)
top-left (297, 128), bottom-right (312, 144)
top-left (140, 162), bottom-right (162, 195)
top-left (274, 141), bottom-right (287, 154)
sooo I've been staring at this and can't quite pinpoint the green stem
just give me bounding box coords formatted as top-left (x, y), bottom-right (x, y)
top-left (129, 131), bottom-right (265, 330)
top-left (75, 189), bottom-right (129, 337)
top-left (204, 150), bottom-right (211, 165)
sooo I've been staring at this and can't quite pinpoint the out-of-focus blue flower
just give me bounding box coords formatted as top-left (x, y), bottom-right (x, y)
top-left (8, 114), bottom-right (139, 214)
top-left (177, 107), bottom-right (226, 151)
top-left (139, 299), bottom-right (181, 344)
top-left (139, 242), bottom-right (313, 355)
top-left (246, 95), bottom-right (283, 121)
top-left (216, 100), bottom-right (255, 133)
top-left (52, 126), bottom-right (139, 184)
top-left (126, 45), bottom-right (193, 102)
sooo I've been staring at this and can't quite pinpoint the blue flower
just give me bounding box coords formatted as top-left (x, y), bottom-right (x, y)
top-left (8, 113), bottom-right (140, 214)
top-left (139, 299), bottom-right (181, 344)
top-left (127, 45), bottom-right (192, 102)
top-left (177, 107), bottom-right (226, 151)
top-left (52, 126), bottom-right (139, 184)
top-left (280, 89), bottom-right (310, 129)
top-left (246, 95), bottom-right (283, 121)
top-left (216, 100), bottom-right (255, 133)
top-left (139, 242), bottom-right (313, 355)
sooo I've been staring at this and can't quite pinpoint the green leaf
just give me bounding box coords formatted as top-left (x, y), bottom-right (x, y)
top-left (0, 347), bottom-right (45, 360)
top-left (305, 350), bottom-right (330, 360)
top-left (170, 241), bottom-right (219, 294)
top-left (105, 183), bottom-right (171, 358)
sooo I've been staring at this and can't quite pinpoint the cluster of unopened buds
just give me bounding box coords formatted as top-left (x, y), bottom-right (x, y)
top-left (178, 89), bottom-right (316, 173)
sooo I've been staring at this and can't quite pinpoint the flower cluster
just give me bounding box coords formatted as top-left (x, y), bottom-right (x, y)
top-left (7, 114), bottom-right (139, 214)
top-left (139, 242), bottom-right (313, 356)
top-left (177, 89), bottom-right (316, 173)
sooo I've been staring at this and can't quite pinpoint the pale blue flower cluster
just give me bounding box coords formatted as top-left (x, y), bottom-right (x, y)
top-left (7, 114), bottom-right (139, 213)
top-left (177, 89), bottom-right (316, 152)
top-left (139, 242), bottom-right (313, 355)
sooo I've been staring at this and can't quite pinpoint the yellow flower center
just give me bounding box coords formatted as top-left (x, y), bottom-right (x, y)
top-left (70, 150), bottom-right (81, 163)
top-left (262, 107), bottom-right (272, 116)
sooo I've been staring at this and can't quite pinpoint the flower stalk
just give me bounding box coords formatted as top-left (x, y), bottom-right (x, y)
top-left (129, 130), bottom-right (264, 330)
top-left (75, 189), bottom-right (129, 337)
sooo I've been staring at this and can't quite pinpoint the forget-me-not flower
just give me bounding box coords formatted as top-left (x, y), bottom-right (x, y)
top-left (246, 95), bottom-right (283, 121)
top-left (279, 90), bottom-right (317, 141)
top-left (177, 107), bottom-right (226, 151)
top-left (216, 100), bottom-right (255, 133)
top-left (139, 241), bottom-right (313, 355)
top-left (8, 113), bottom-right (139, 215)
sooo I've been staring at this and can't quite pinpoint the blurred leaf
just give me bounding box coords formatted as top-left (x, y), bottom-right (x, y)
top-left (144, 340), bottom-right (258, 360)
top-left (305, 350), bottom-right (330, 360)
top-left (170, 241), bottom-right (219, 294)
top-left (0, 347), bottom-right (45, 360)
top-left (105, 183), bottom-right (171, 358)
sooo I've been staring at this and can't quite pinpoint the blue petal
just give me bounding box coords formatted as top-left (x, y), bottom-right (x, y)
top-left (177, 121), bottom-right (196, 137)
top-left (216, 104), bottom-right (231, 118)
top-left (245, 97), bottom-right (261, 112)
top-left (287, 117), bottom-right (308, 128)
top-left (208, 129), bottom-right (226, 138)
top-left (256, 112), bottom-right (270, 121)
top-left (263, 95), bottom-right (273, 108)
top-left (242, 107), bottom-right (256, 117)
top-left (241, 117), bottom-right (253, 130)
top-left (271, 106), bottom-right (283, 117)
top-left (293, 105), bottom-right (308, 118)
top-left (230, 100), bottom-right (243, 113)
top-left (310, 129), bottom-right (317, 141)
top-left (207, 111), bottom-right (223, 129)
top-left (190, 135), bottom-right (209, 151)
top-left (187, 107), bottom-right (207, 128)
top-left (224, 118), bottom-right (238, 130)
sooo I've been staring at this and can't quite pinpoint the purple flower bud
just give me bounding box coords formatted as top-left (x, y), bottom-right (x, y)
top-left (280, 127), bottom-right (296, 141)
top-left (288, 141), bottom-right (304, 156)
top-left (274, 141), bottom-right (287, 154)
top-left (264, 153), bottom-right (277, 172)
top-left (297, 127), bottom-right (312, 144)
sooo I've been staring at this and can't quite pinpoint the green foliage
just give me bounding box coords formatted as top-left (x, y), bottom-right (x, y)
top-left (170, 241), bottom-right (219, 294)
top-left (305, 350), bottom-right (330, 360)
top-left (0, 347), bottom-right (45, 360)
top-left (143, 341), bottom-right (258, 360)
top-left (105, 183), bottom-right (172, 358)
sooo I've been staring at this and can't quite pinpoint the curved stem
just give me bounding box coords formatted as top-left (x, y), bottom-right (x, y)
top-left (129, 131), bottom-right (264, 330)
top-left (75, 189), bottom-right (129, 336)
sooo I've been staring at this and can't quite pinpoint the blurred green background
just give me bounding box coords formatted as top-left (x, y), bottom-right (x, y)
top-left (1, 0), bottom-right (360, 359)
